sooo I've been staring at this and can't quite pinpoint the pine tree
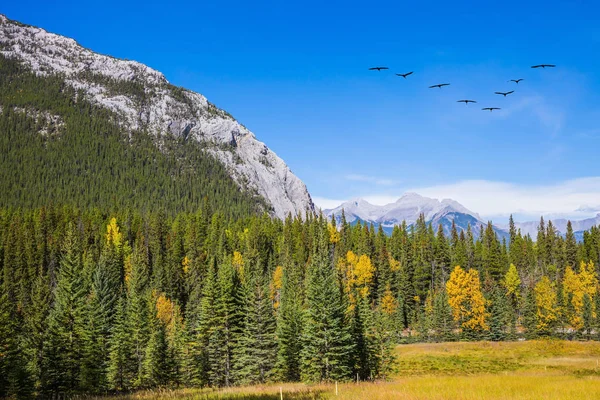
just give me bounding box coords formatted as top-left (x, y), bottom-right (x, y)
top-left (81, 249), bottom-right (121, 391)
top-left (127, 241), bottom-right (152, 388)
top-left (565, 221), bottom-right (578, 269)
top-left (107, 296), bottom-right (134, 391)
top-left (43, 224), bottom-right (87, 395)
top-left (432, 289), bottom-right (455, 342)
top-left (233, 272), bottom-right (277, 384)
top-left (582, 293), bottom-right (593, 340)
top-left (301, 223), bottom-right (353, 382)
top-left (487, 286), bottom-right (509, 341)
top-left (0, 286), bottom-right (32, 399)
top-left (207, 257), bottom-right (243, 386)
top-left (142, 315), bottom-right (171, 387)
top-left (522, 287), bottom-right (537, 339)
top-left (275, 264), bottom-right (304, 381)
top-left (22, 268), bottom-right (52, 392)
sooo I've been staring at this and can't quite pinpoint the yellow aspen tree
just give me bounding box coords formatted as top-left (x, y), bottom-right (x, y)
top-left (182, 255), bottom-right (190, 275)
top-left (388, 256), bottom-right (401, 272)
top-left (534, 276), bottom-right (558, 333)
top-left (327, 222), bottom-right (340, 244)
top-left (271, 265), bottom-right (284, 311)
top-left (106, 217), bottom-right (123, 248)
top-left (354, 254), bottom-right (374, 298)
top-left (563, 261), bottom-right (598, 329)
top-left (463, 269), bottom-right (488, 332)
top-left (380, 284), bottom-right (398, 316)
top-left (447, 266), bottom-right (468, 323)
top-left (446, 266), bottom-right (489, 332)
top-left (232, 251), bottom-right (245, 280)
top-left (503, 263), bottom-right (521, 300)
top-left (156, 292), bottom-right (175, 327)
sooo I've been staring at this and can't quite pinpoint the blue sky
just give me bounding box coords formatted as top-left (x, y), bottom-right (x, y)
top-left (3, 0), bottom-right (600, 221)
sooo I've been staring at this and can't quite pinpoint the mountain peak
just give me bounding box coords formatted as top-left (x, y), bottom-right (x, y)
top-left (325, 192), bottom-right (504, 238)
top-left (0, 15), bottom-right (314, 219)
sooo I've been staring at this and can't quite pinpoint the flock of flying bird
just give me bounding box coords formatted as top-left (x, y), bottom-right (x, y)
top-left (368, 64), bottom-right (557, 112)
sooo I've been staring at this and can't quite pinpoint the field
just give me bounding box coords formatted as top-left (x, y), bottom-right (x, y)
top-left (98, 340), bottom-right (600, 400)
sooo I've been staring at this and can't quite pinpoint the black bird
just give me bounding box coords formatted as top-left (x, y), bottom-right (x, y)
top-left (509, 79), bottom-right (524, 84)
top-left (429, 83), bottom-right (450, 89)
top-left (495, 91), bottom-right (514, 97)
top-left (531, 64), bottom-right (556, 68)
top-left (396, 71), bottom-right (414, 79)
top-left (482, 107), bottom-right (501, 112)
top-left (457, 100), bottom-right (477, 105)
top-left (369, 67), bottom-right (389, 71)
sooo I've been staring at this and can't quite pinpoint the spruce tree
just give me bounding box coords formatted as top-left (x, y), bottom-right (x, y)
top-left (142, 316), bottom-right (171, 387)
top-left (565, 221), bottom-right (578, 270)
top-left (233, 272), bottom-right (277, 384)
top-left (582, 293), bottom-right (593, 340)
top-left (487, 286), bottom-right (509, 341)
top-left (43, 224), bottom-right (87, 395)
top-left (275, 264), bottom-right (304, 382)
top-left (432, 289), bottom-right (454, 342)
top-left (107, 296), bottom-right (134, 391)
top-left (300, 223), bottom-right (353, 382)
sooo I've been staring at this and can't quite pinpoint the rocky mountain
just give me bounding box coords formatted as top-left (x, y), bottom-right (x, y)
top-left (0, 14), bottom-right (313, 218)
top-left (511, 214), bottom-right (600, 239)
top-left (324, 193), bottom-right (506, 237)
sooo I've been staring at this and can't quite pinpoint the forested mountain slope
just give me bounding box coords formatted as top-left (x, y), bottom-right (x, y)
top-left (0, 14), bottom-right (313, 218)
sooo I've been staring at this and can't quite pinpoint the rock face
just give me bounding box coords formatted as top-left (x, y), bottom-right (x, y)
top-left (0, 14), bottom-right (314, 219)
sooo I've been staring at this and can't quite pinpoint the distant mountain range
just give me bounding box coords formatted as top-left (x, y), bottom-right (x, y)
top-left (323, 193), bottom-right (600, 240)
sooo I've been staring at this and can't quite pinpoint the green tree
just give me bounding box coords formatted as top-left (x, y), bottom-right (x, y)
top-left (275, 265), bottom-right (304, 382)
top-left (301, 223), bottom-right (353, 382)
top-left (43, 225), bottom-right (87, 395)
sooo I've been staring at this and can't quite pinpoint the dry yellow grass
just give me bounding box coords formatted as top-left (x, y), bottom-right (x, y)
top-left (97, 340), bottom-right (600, 400)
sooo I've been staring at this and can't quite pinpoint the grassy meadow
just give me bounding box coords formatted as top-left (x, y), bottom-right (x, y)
top-left (96, 340), bottom-right (600, 400)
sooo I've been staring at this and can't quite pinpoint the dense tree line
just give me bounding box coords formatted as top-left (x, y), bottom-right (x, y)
top-left (1, 206), bottom-right (600, 398)
top-left (0, 54), bottom-right (267, 218)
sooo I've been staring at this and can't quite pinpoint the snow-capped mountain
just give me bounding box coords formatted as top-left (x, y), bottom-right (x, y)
top-left (324, 193), bottom-right (502, 237)
top-left (512, 214), bottom-right (600, 239)
top-left (0, 14), bottom-right (313, 219)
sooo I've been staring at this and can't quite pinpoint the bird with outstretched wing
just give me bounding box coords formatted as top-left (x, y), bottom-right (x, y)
top-left (457, 100), bottom-right (477, 105)
top-left (369, 67), bottom-right (389, 71)
top-left (482, 107), bottom-right (501, 112)
top-left (509, 79), bottom-right (524, 84)
top-left (429, 83), bottom-right (450, 89)
top-left (494, 91), bottom-right (514, 97)
top-left (396, 71), bottom-right (414, 78)
top-left (531, 64), bottom-right (556, 68)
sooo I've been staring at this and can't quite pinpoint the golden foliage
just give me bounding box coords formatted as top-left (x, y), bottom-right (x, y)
top-left (337, 251), bottom-right (375, 311)
top-left (328, 222), bottom-right (340, 244)
top-left (446, 266), bottom-right (489, 332)
top-left (123, 254), bottom-right (132, 287)
top-left (156, 293), bottom-right (175, 327)
top-left (562, 261), bottom-right (598, 329)
top-left (534, 276), bottom-right (558, 332)
top-left (503, 263), bottom-right (521, 298)
top-left (105, 217), bottom-right (123, 248)
top-left (182, 256), bottom-right (190, 275)
top-left (232, 251), bottom-right (245, 280)
top-left (271, 265), bottom-right (284, 310)
top-left (380, 284), bottom-right (398, 315)
top-left (389, 256), bottom-right (401, 272)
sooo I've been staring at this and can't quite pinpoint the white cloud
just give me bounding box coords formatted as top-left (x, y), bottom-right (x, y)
top-left (345, 174), bottom-right (399, 186)
top-left (410, 178), bottom-right (600, 220)
top-left (313, 177), bottom-right (600, 221)
top-left (312, 196), bottom-right (347, 210)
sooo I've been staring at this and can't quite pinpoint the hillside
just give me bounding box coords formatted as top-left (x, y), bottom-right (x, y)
top-left (0, 14), bottom-right (313, 218)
